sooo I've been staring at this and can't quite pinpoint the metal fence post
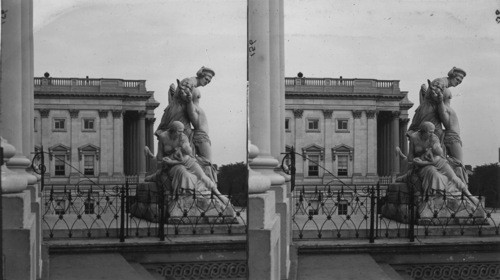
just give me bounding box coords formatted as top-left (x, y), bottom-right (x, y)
top-left (158, 179), bottom-right (165, 241)
top-left (369, 186), bottom-right (375, 243)
top-left (376, 182), bottom-right (380, 238)
top-left (0, 145), bottom-right (4, 280)
top-left (291, 146), bottom-right (296, 192)
top-left (119, 184), bottom-right (126, 242)
top-left (408, 180), bottom-right (415, 242)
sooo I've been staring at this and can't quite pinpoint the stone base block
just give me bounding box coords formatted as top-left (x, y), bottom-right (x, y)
top-left (129, 182), bottom-right (236, 224)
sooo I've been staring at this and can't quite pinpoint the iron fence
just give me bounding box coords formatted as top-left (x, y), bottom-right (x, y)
top-left (292, 183), bottom-right (500, 242)
top-left (284, 147), bottom-right (500, 242)
top-left (41, 182), bottom-right (247, 240)
top-left (34, 146), bottom-right (247, 241)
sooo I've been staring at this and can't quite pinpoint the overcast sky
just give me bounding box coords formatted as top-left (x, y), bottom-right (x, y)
top-left (284, 0), bottom-right (500, 166)
top-left (33, 0), bottom-right (247, 166)
top-left (34, 0), bottom-right (500, 167)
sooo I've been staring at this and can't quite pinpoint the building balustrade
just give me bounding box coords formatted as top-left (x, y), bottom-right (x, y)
top-left (285, 77), bottom-right (401, 93)
top-left (34, 77), bottom-right (147, 93)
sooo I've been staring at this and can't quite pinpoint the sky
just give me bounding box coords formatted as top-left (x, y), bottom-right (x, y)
top-left (33, 0), bottom-right (247, 166)
top-left (284, 0), bottom-right (500, 166)
top-left (34, 0), bottom-right (500, 167)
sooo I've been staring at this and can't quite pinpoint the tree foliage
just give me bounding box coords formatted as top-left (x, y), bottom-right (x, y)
top-left (468, 163), bottom-right (500, 208)
top-left (217, 162), bottom-right (248, 206)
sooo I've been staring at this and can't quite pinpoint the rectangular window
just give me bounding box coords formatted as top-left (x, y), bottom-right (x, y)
top-left (337, 119), bottom-right (348, 131)
top-left (337, 155), bottom-right (348, 176)
top-left (54, 155), bottom-right (66, 176)
top-left (307, 119), bottom-right (319, 131)
top-left (338, 199), bottom-right (348, 215)
top-left (54, 199), bottom-right (66, 215)
top-left (53, 118), bottom-right (66, 131)
top-left (285, 118), bottom-right (290, 131)
top-left (84, 199), bottom-right (95, 214)
top-left (83, 119), bottom-right (95, 131)
top-left (84, 155), bottom-right (95, 176)
top-left (308, 155), bottom-right (319, 177)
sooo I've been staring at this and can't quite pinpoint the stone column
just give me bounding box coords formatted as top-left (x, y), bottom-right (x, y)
top-left (278, 0), bottom-right (285, 154)
top-left (1, 0), bottom-right (23, 149)
top-left (21, 0), bottom-right (34, 155)
top-left (112, 110), bottom-right (124, 178)
top-left (248, 0), bottom-right (283, 279)
top-left (391, 111), bottom-right (400, 177)
top-left (269, 0), bottom-right (281, 161)
top-left (352, 110), bottom-right (364, 178)
top-left (383, 115), bottom-right (390, 176)
top-left (98, 110), bottom-right (110, 177)
top-left (400, 118), bottom-right (410, 173)
top-left (323, 109), bottom-right (334, 181)
top-left (1, 1), bottom-right (41, 279)
top-left (137, 111), bottom-right (146, 181)
top-left (366, 111), bottom-right (378, 177)
top-left (69, 109), bottom-right (80, 183)
top-left (145, 117), bottom-right (156, 173)
top-left (293, 109), bottom-right (304, 177)
top-left (269, 0), bottom-right (289, 278)
top-left (39, 109), bottom-right (50, 149)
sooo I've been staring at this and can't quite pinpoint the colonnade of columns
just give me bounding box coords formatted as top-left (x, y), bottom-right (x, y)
top-left (123, 111), bottom-right (148, 179)
top-left (248, 0), bottom-right (291, 279)
top-left (376, 110), bottom-right (409, 178)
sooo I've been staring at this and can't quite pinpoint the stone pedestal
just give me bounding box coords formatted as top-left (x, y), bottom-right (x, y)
top-left (272, 172), bottom-right (291, 280)
top-left (248, 192), bottom-right (281, 280)
top-left (3, 192), bottom-right (38, 280)
top-left (129, 182), bottom-right (236, 223)
top-left (381, 183), bottom-right (487, 225)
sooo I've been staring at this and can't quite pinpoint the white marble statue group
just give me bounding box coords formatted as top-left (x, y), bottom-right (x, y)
top-left (398, 67), bottom-right (479, 206)
top-left (145, 67), bottom-right (228, 204)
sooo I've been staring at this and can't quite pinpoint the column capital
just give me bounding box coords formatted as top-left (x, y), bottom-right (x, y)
top-left (293, 109), bottom-right (303, 119)
top-left (352, 110), bottom-right (362, 119)
top-left (39, 109), bottom-right (50, 118)
top-left (69, 109), bottom-right (79, 119)
top-left (366, 110), bottom-right (377, 119)
top-left (138, 110), bottom-right (147, 118)
top-left (112, 110), bottom-right (123, 118)
top-left (322, 109), bottom-right (333, 119)
top-left (146, 117), bottom-right (156, 123)
top-left (98, 110), bottom-right (109, 119)
top-left (391, 111), bottom-right (401, 119)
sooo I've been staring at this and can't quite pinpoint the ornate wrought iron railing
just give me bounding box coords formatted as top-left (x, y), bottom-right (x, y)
top-left (283, 148), bottom-right (500, 242)
top-left (41, 182), bottom-right (247, 240)
top-left (34, 146), bottom-right (247, 241)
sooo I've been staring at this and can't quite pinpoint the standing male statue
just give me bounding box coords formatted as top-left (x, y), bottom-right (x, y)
top-left (152, 66), bottom-right (218, 184)
top-left (409, 67), bottom-right (466, 143)
top-left (406, 67), bottom-right (468, 183)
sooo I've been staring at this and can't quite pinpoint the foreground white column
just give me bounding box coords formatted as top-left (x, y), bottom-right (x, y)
top-left (1, 1), bottom-right (41, 279)
top-left (248, 0), bottom-right (283, 279)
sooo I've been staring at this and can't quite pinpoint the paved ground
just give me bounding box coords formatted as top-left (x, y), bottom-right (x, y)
top-left (49, 253), bottom-right (153, 280)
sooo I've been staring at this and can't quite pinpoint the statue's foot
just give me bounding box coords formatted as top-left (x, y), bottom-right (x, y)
top-left (217, 194), bottom-right (230, 205)
top-left (469, 196), bottom-right (479, 206)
